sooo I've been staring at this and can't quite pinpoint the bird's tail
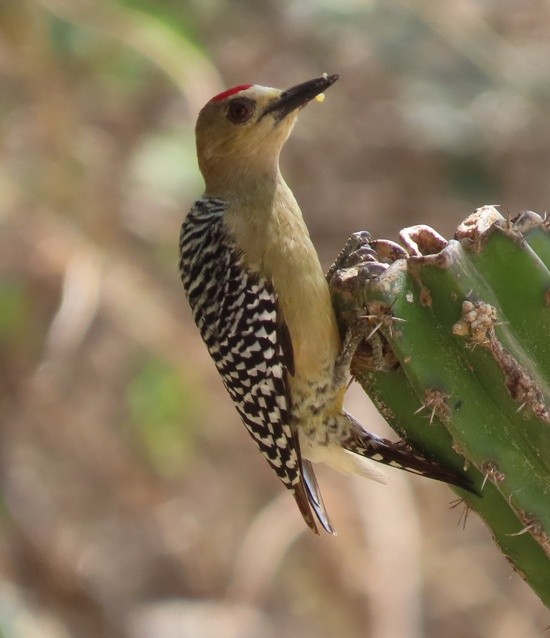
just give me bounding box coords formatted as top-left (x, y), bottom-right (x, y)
top-left (291, 458), bottom-right (334, 535)
top-left (341, 411), bottom-right (476, 493)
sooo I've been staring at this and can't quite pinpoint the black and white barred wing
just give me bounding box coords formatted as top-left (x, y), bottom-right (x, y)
top-left (179, 199), bottom-right (332, 533)
top-left (180, 201), bottom-right (296, 480)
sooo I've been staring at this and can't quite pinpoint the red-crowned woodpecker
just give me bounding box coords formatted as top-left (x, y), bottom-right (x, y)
top-left (179, 75), bottom-right (470, 534)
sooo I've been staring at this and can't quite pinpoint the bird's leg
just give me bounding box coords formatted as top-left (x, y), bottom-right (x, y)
top-left (328, 232), bottom-right (383, 389)
top-left (328, 231), bottom-right (397, 389)
top-left (333, 314), bottom-right (373, 389)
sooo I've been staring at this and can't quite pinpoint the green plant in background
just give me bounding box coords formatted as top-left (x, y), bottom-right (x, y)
top-left (329, 205), bottom-right (550, 605)
top-left (128, 357), bottom-right (199, 475)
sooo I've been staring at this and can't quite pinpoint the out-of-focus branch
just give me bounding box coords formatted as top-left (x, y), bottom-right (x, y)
top-left (35, 0), bottom-right (224, 113)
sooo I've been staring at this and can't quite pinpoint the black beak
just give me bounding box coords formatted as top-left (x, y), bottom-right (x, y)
top-left (262, 74), bottom-right (339, 121)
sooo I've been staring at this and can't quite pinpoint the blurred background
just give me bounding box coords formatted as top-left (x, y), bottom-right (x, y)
top-left (0, 0), bottom-right (549, 636)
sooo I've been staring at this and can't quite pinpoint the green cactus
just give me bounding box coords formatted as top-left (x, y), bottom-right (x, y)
top-left (329, 206), bottom-right (550, 605)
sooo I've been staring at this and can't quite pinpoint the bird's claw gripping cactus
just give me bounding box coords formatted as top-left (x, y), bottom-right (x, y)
top-left (328, 205), bottom-right (550, 604)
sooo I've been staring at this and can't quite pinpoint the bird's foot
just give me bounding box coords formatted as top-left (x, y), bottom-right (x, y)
top-left (326, 231), bottom-right (374, 281)
top-left (329, 232), bottom-right (410, 387)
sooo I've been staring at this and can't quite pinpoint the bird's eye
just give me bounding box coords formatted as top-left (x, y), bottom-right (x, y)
top-left (226, 98), bottom-right (255, 124)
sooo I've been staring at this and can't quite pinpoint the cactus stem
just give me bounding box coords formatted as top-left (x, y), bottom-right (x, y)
top-left (328, 207), bottom-right (550, 601)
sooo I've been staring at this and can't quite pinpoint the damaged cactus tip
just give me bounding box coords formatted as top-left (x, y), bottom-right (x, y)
top-left (328, 205), bottom-right (550, 606)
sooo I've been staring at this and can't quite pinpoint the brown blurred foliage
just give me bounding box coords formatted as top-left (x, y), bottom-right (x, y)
top-left (0, 0), bottom-right (548, 636)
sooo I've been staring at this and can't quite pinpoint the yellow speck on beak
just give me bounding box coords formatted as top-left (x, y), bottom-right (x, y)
top-left (315, 93), bottom-right (325, 103)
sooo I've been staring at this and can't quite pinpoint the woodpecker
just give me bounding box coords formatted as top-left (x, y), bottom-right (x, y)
top-left (179, 75), bottom-right (471, 534)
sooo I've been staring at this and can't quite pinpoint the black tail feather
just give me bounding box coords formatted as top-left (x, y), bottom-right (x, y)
top-left (342, 411), bottom-right (478, 495)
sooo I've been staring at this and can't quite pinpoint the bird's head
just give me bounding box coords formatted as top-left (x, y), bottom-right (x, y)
top-left (195, 74), bottom-right (338, 194)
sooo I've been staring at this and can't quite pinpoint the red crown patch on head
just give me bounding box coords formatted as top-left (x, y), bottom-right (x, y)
top-left (209, 84), bottom-right (253, 103)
